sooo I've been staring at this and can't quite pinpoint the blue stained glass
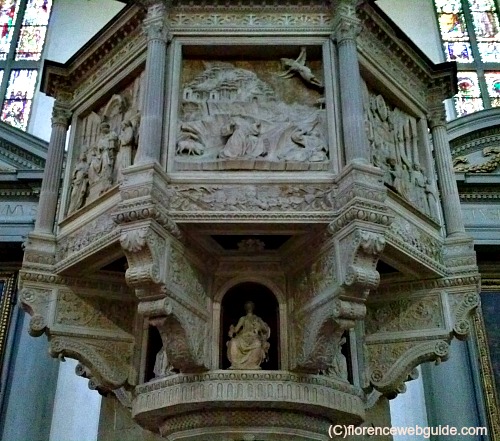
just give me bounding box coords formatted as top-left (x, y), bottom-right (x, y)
top-left (444, 42), bottom-right (474, 62)
top-left (22, 0), bottom-right (51, 25)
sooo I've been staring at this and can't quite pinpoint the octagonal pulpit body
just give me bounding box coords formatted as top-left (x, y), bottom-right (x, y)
top-left (19, 0), bottom-right (480, 439)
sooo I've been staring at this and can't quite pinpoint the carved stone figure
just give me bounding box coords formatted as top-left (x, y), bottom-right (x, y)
top-left (227, 301), bottom-right (270, 370)
top-left (154, 344), bottom-right (175, 378)
top-left (67, 151), bottom-right (89, 214)
top-left (220, 118), bottom-right (262, 159)
top-left (86, 122), bottom-right (118, 203)
top-left (362, 81), bottom-right (437, 217)
top-left (116, 119), bottom-right (135, 183)
top-left (323, 336), bottom-right (348, 382)
top-left (98, 122), bottom-right (118, 187)
top-left (278, 47), bottom-right (323, 88)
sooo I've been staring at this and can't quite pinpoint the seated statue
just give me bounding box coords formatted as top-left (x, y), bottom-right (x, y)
top-left (227, 301), bottom-right (270, 370)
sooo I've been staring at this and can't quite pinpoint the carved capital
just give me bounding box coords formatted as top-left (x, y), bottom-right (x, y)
top-left (332, 16), bottom-right (362, 44)
top-left (331, 0), bottom-right (362, 43)
top-left (142, 1), bottom-right (169, 42)
top-left (51, 104), bottom-right (72, 127)
top-left (428, 103), bottom-right (447, 130)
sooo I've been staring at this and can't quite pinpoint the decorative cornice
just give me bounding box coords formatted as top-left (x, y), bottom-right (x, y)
top-left (42, 5), bottom-right (145, 98)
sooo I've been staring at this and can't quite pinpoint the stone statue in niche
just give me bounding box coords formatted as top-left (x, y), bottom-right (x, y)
top-left (278, 47), bottom-right (323, 89)
top-left (66, 92), bottom-right (141, 215)
top-left (362, 81), bottom-right (439, 219)
top-left (227, 301), bottom-right (271, 370)
top-left (176, 61), bottom-right (328, 167)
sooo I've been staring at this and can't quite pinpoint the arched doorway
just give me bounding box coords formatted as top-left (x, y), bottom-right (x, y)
top-left (220, 282), bottom-right (279, 370)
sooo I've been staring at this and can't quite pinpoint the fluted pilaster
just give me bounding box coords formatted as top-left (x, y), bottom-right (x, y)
top-left (332, 0), bottom-right (370, 165)
top-left (35, 102), bottom-right (72, 234)
top-left (429, 104), bottom-right (466, 237)
top-left (135, 1), bottom-right (169, 165)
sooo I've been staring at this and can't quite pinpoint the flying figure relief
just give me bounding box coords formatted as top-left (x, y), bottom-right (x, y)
top-left (278, 47), bottom-right (323, 88)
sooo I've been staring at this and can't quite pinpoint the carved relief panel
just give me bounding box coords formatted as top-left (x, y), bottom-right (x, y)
top-left (171, 43), bottom-right (331, 171)
top-left (66, 73), bottom-right (144, 216)
top-left (361, 80), bottom-right (439, 220)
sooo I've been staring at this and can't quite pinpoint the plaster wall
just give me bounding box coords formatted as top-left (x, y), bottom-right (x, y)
top-left (375, 0), bottom-right (444, 64)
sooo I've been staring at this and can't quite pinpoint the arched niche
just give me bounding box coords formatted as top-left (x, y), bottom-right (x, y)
top-left (215, 280), bottom-right (286, 370)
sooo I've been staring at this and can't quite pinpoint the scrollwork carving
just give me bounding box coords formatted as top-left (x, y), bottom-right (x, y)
top-left (49, 336), bottom-right (132, 391)
top-left (367, 340), bottom-right (450, 395)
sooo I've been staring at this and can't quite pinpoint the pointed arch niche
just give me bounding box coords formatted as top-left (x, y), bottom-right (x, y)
top-left (212, 278), bottom-right (289, 371)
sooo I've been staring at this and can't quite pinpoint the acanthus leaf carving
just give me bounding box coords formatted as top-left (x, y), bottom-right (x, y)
top-left (120, 227), bottom-right (165, 294)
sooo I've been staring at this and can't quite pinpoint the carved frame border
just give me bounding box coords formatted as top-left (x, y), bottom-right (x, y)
top-left (164, 35), bottom-right (341, 175)
top-left (0, 272), bottom-right (16, 369)
top-left (474, 287), bottom-right (500, 441)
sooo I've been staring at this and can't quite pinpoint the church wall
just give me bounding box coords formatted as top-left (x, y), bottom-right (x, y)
top-left (375, 0), bottom-right (444, 64)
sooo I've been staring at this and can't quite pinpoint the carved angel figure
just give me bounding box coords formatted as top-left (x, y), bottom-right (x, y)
top-left (278, 47), bottom-right (323, 88)
top-left (227, 301), bottom-right (270, 370)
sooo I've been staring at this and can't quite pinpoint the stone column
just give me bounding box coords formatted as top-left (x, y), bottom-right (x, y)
top-left (35, 101), bottom-right (71, 234)
top-left (332, 0), bottom-right (370, 165)
top-left (135, 1), bottom-right (169, 165)
top-left (429, 104), bottom-right (466, 237)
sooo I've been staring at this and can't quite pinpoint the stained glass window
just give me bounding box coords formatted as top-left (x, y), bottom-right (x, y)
top-left (15, 0), bottom-right (52, 60)
top-left (0, 1), bottom-right (21, 60)
top-left (436, 0), bottom-right (474, 62)
top-left (456, 72), bottom-right (484, 114)
top-left (435, 0), bottom-right (500, 117)
top-left (0, 0), bottom-right (52, 130)
top-left (1, 69), bottom-right (37, 129)
top-left (485, 72), bottom-right (500, 106)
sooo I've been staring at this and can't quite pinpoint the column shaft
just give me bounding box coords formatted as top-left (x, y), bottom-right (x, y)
top-left (337, 36), bottom-right (370, 164)
top-left (431, 117), bottom-right (466, 237)
top-left (135, 3), bottom-right (168, 165)
top-left (333, 1), bottom-right (371, 166)
top-left (35, 105), bottom-right (71, 234)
